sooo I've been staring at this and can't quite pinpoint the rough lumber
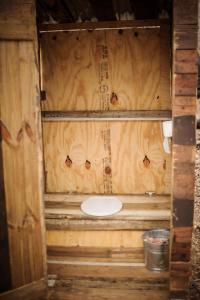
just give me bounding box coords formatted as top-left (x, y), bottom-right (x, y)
top-left (0, 0), bottom-right (36, 40)
top-left (0, 279), bottom-right (46, 300)
top-left (42, 110), bottom-right (172, 121)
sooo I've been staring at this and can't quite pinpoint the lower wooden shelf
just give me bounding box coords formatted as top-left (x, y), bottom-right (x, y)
top-left (47, 262), bottom-right (169, 300)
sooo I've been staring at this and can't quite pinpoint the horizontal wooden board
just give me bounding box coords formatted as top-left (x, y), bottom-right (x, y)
top-left (48, 286), bottom-right (169, 300)
top-left (174, 74), bottom-right (197, 96)
top-left (174, 50), bottom-right (197, 73)
top-left (47, 246), bottom-right (144, 263)
top-left (173, 0), bottom-right (198, 25)
top-left (174, 25), bottom-right (198, 50)
top-left (40, 26), bottom-right (170, 111)
top-left (46, 230), bottom-right (144, 248)
top-left (39, 19), bottom-right (169, 33)
top-left (42, 110), bottom-right (172, 121)
top-left (43, 121), bottom-right (171, 194)
top-left (48, 262), bottom-right (169, 280)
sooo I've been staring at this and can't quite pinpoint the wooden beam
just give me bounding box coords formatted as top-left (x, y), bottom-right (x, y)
top-left (42, 110), bottom-right (172, 121)
top-left (39, 19), bottom-right (169, 33)
top-left (0, 279), bottom-right (46, 300)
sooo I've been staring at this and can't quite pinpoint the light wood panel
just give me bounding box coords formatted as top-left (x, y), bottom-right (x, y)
top-left (40, 26), bottom-right (170, 111)
top-left (0, 41), bottom-right (46, 287)
top-left (46, 230), bottom-right (144, 248)
top-left (43, 121), bottom-right (171, 194)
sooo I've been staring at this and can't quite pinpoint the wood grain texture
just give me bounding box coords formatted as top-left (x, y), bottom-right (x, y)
top-left (174, 50), bottom-right (198, 73)
top-left (0, 0), bottom-right (36, 40)
top-left (40, 26), bottom-right (170, 111)
top-left (46, 230), bottom-right (144, 248)
top-left (174, 0), bottom-right (198, 25)
top-left (174, 25), bottom-right (198, 50)
top-left (43, 121), bottom-right (171, 194)
top-left (0, 279), bottom-right (46, 300)
top-left (0, 41), bottom-right (46, 287)
top-left (42, 110), bottom-right (172, 121)
top-left (47, 245), bottom-right (144, 263)
top-left (45, 194), bottom-right (170, 230)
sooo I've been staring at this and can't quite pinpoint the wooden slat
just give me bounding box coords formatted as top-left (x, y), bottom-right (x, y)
top-left (48, 287), bottom-right (169, 300)
top-left (48, 262), bottom-right (169, 280)
top-left (174, 0), bottom-right (198, 25)
top-left (39, 19), bottom-right (169, 33)
top-left (0, 279), bottom-right (46, 300)
top-left (174, 25), bottom-right (198, 50)
top-left (0, 0), bottom-right (36, 40)
top-left (174, 50), bottom-right (198, 73)
top-left (0, 41), bottom-right (46, 287)
top-left (47, 246), bottom-right (144, 262)
top-left (46, 230), bottom-right (144, 248)
top-left (42, 110), bottom-right (172, 121)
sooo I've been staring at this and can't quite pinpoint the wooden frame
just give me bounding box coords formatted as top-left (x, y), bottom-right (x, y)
top-left (170, 0), bottom-right (198, 299)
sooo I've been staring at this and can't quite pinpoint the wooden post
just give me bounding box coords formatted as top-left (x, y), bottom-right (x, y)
top-left (0, 0), bottom-right (46, 291)
top-left (171, 0), bottom-right (198, 299)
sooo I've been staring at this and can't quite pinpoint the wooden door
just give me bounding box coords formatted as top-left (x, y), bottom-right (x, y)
top-left (0, 0), bottom-right (46, 296)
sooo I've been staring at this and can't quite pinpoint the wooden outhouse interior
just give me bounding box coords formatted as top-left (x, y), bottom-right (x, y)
top-left (0, 1), bottom-right (198, 300)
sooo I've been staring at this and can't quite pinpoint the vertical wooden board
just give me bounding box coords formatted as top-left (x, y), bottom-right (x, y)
top-left (43, 121), bottom-right (171, 194)
top-left (110, 122), bottom-right (171, 194)
top-left (41, 27), bottom-right (171, 111)
top-left (0, 41), bottom-right (45, 287)
top-left (43, 121), bottom-right (107, 193)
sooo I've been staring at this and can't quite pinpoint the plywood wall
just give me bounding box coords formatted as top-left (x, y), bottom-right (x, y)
top-left (43, 121), bottom-right (171, 194)
top-left (40, 25), bottom-right (170, 111)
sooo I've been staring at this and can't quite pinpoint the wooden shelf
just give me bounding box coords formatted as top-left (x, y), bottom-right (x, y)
top-left (45, 194), bottom-right (171, 230)
top-left (47, 264), bottom-right (169, 300)
top-left (42, 110), bottom-right (172, 122)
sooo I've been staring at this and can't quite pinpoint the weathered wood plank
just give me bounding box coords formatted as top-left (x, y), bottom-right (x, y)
top-left (39, 19), bottom-right (169, 33)
top-left (46, 218), bottom-right (170, 231)
top-left (47, 246), bottom-right (144, 262)
top-left (0, 279), bottom-right (47, 300)
top-left (0, 0), bottom-right (36, 40)
top-left (46, 230), bottom-right (144, 248)
top-left (174, 25), bottom-right (198, 50)
top-left (42, 110), bottom-right (172, 121)
top-left (0, 41), bottom-right (46, 287)
top-left (173, 116), bottom-right (196, 145)
top-left (174, 50), bottom-right (197, 73)
top-left (48, 263), bottom-right (169, 280)
top-left (174, 0), bottom-right (198, 25)
top-left (173, 199), bottom-right (194, 227)
top-left (48, 286), bottom-right (169, 300)
top-left (174, 74), bottom-right (197, 96)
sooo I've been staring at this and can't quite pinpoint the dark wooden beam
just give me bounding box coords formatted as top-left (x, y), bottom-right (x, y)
top-left (42, 110), bottom-right (172, 121)
top-left (39, 19), bottom-right (169, 32)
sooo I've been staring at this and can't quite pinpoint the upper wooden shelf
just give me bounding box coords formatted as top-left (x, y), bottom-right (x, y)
top-left (39, 19), bottom-right (169, 33)
top-left (42, 110), bottom-right (172, 122)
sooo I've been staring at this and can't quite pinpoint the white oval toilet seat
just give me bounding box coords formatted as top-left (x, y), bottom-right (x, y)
top-left (81, 196), bottom-right (123, 217)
